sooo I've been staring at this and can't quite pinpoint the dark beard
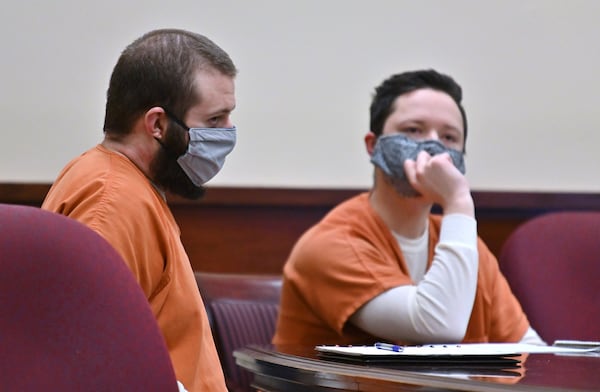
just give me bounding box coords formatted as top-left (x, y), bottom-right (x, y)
top-left (385, 174), bottom-right (421, 198)
top-left (150, 124), bottom-right (206, 200)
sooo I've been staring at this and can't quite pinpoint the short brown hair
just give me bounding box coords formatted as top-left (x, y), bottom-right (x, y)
top-left (103, 28), bottom-right (237, 136)
top-left (370, 69), bottom-right (467, 150)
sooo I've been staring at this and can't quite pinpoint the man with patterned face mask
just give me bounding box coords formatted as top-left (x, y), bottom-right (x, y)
top-left (273, 69), bottom-right (545, 348)
top-left (42, 29), bottom-right (237, 392)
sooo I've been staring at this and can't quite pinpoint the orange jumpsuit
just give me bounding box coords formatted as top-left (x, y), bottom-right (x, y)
top-left (273, 193), bottom-right (529, 347)
top-left (43, 145), bottom-right (226, 392)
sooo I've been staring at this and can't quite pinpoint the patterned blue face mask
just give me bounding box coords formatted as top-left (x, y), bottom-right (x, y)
top-left (370, 134), bottom-right (465, 197)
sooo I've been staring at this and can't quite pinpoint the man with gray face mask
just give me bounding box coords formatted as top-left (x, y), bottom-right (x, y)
top-left (273, 69), bottom-right (545, 348)
top-left (42, 29), bottom-right (237, 392)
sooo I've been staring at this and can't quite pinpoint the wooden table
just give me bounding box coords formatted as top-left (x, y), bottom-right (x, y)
top-left (234, 345), bottom-right (600, 391)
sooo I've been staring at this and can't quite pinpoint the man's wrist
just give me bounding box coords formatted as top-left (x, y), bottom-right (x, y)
top-left (443, 194), bottom-right (475, 217)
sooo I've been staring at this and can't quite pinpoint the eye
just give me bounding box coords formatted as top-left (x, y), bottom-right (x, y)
top-left (440, 132), bottom-right (463, 149)
top-left (207, 116), bottom-right (224, 127)
top-left (401, 127), bottom-right (422, 135)
top-left (442, 134), bottom-right (457, 143)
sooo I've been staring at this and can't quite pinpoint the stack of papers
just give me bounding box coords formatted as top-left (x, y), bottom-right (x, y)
top-left (552, 339), bottom-right (600, 349)
top-left (314, 343), bottom-right (600, 366)
top-left (552, 340), bottom-right (600, 357)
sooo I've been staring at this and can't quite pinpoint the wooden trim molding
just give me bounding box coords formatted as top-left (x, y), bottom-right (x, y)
top-left (0, 183), bottom-right (52, 206)
top-left (2, 183), bottom-right (600, 274)
top-left (2, 182), bottom-right (599, 211)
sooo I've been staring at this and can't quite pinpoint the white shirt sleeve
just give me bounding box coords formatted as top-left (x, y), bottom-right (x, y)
top-left (519, 327), bottom-right (547, 345)
top-left (350, 214), bottom-right (479, 343)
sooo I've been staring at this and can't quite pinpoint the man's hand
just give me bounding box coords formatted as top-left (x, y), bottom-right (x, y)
top-left (403, 151), bottom-right (474, 217)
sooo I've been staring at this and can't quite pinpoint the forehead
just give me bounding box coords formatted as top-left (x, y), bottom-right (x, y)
top-left (191, 69), bottom-right (236, 114)
top-left (386, 88), bottom-right (463, 132)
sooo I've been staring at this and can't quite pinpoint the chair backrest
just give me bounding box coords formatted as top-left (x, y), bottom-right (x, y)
top-left (0, 204), bottom-right (178, 391)
top-left (195, 272), bottom-right (282, 392)
top-left (498, 211), bottom-right (600, 344)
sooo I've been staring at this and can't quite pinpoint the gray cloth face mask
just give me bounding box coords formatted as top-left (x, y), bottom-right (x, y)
top-left (370, 134), bottom-right (465, 197)
top-left (177, 126), bottom-right (237, 186)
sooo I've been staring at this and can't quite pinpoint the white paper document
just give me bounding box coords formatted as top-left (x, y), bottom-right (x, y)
top-left (315, 343), bottom-right (599, 357)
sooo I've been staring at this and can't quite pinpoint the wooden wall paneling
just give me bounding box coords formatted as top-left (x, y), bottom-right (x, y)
top-left (173, 203), bottom-right (331, 274)
top-left (2, 183), bottom-right (600, 274)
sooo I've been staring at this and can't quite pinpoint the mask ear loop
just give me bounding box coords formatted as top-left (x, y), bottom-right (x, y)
top-left (162, 108), bottom-right (190, 131)
top-left (156, 108), bottom-right (190, 159)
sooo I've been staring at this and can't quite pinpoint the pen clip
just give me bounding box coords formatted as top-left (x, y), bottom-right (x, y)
top-left (375, 342), bottom-right (403, 352)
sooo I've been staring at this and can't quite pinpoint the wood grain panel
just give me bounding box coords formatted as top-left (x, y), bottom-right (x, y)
top-left (2, 183), bottom-right (599, 274)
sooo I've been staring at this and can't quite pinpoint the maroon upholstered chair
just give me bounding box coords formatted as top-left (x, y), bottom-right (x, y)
top-left (498, 211), bottom-right (600, 344)
top-left (195, 272), bottom-right (282, 392)
top-left (0, 204), bottom-right (178, 392)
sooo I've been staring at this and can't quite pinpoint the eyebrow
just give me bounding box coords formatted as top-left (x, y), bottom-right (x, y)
top-left (208, 104), bottom-right (236, 118)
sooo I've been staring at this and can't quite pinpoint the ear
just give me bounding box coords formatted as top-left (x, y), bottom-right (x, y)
top-left (144, 107), bottom-right (169, 141)
top-left (364, 132), bottom-right (377, 156)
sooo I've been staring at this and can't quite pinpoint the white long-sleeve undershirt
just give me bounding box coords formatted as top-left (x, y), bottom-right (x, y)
top-left (350, 213), bottom-right (546, 345)
top-left (350, 214), bottom-right (479, 343)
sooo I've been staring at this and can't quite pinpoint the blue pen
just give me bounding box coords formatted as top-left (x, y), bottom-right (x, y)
top-left (374, 342), bottom-right (403, 352)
